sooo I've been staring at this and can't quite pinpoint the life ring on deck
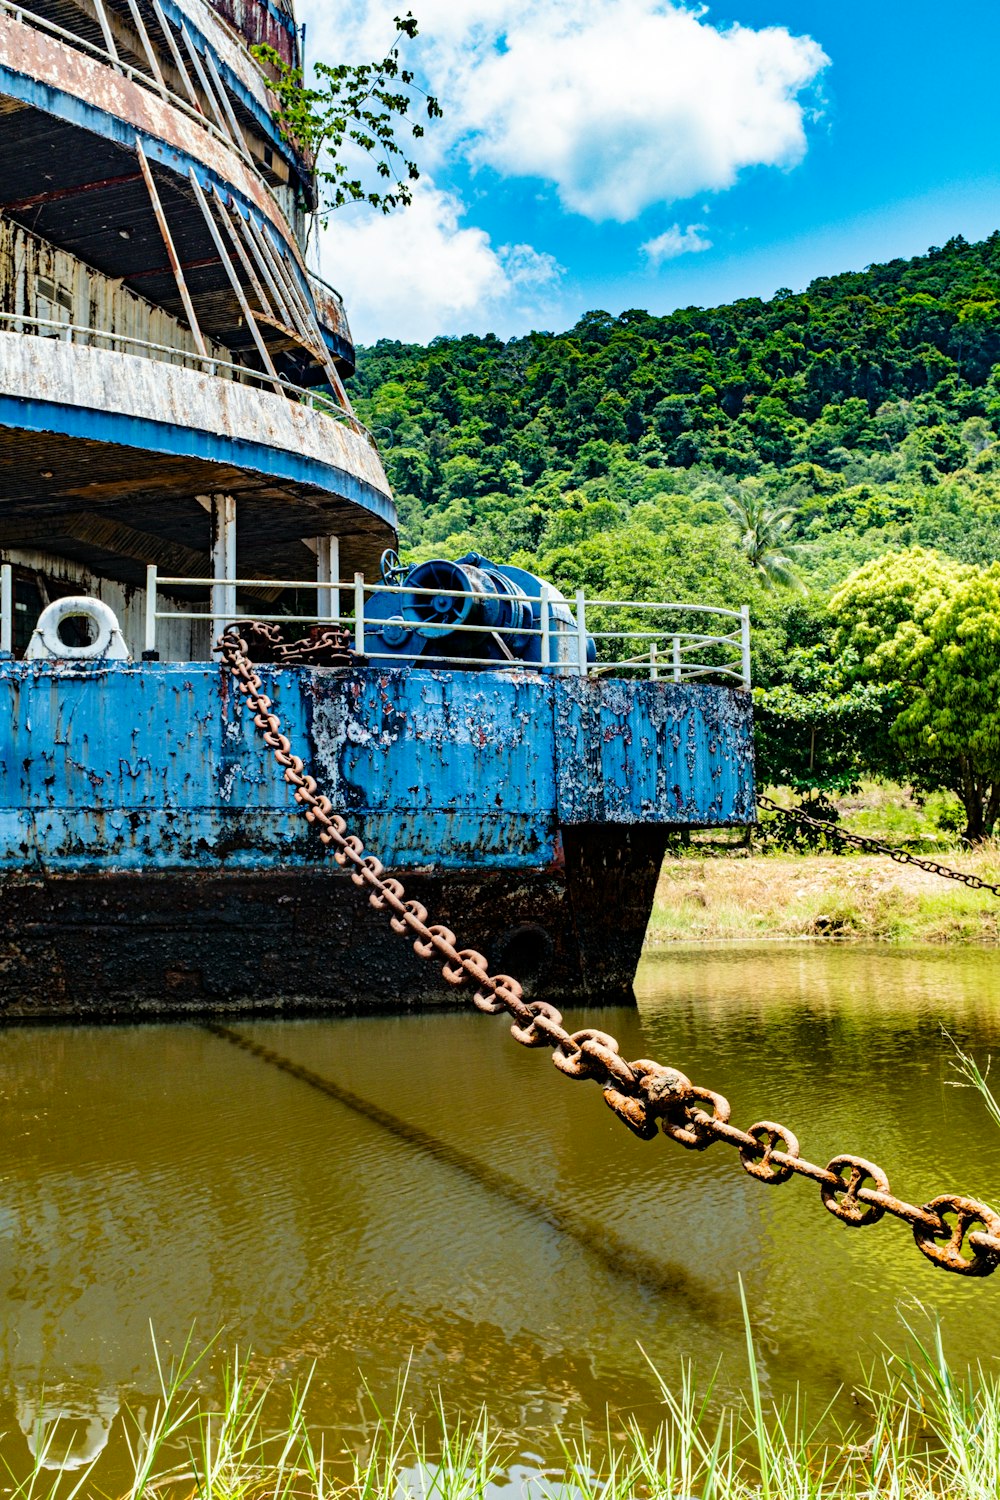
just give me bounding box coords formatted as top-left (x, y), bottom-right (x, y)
top-left (25, 597), bottom-right (130, 661)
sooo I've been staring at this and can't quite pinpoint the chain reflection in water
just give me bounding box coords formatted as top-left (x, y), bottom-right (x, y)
top-left (220, 629), bottom-right (1000, 1280)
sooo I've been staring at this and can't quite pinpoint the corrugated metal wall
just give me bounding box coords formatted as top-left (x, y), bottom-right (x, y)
top-left (3, 548), bottom-right (209, 660)
top-left (0, 216), bottom-right (230, 369)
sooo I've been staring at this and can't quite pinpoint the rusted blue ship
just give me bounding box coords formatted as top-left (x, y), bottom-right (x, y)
top-left (0, 0), bottom-right (754, 1018)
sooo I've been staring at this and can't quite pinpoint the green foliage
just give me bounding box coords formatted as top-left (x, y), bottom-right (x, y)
top-left (253, 14), bottom-right (441, 222)
top-left (831, 549), bottom-right (1000, 838)
top-left (353, 236), bottom-right (1000, 619)
top-left (723, 481), bottom-right (808, 590)
top-left (351, 233), bottom-right (1000, 811)
top-left (753, 644), bottom-right (895, 793)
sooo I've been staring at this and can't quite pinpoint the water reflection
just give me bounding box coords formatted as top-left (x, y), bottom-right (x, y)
top-left (17, 1389), bottom-right (119, 1470)
top-left (0, 944), bottom-right (997, 1488)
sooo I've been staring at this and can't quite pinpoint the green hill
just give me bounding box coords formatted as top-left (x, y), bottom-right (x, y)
top-left (352, 230), bottom-right (1000, 604)
top-left (350, 232), bottom-right (1000, 811)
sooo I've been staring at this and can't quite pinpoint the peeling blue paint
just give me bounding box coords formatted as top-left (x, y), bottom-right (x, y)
top-left (0, 661), bottom-right (755, 874)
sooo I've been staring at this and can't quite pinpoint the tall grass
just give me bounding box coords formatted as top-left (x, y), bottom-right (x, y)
top-left (7, 1311), bottom-right (1000, 1500)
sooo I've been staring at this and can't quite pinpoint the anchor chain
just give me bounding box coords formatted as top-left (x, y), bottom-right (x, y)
top-left (219, 627), bottom-right (1000, 1280)
top-left (757, 794), bottom-right (1000, 896)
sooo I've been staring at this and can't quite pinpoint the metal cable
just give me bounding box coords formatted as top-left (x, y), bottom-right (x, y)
top-left (756, 795), bottom-right (1000, 897)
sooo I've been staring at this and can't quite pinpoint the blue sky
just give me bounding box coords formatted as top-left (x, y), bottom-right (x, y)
top-left (298, 0), bottom-right (1000, 344)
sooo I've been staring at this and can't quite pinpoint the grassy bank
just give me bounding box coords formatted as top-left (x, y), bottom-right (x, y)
top-left (21, 1313), bottom-right (1000, 1500)
top-left (648, 847), bottom-right (1000, 944)
top-left (646, 782), bottom-right (1000, 944)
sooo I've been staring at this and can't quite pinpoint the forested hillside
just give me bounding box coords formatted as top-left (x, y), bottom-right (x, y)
top-left (351, 232), bottom-right (1000, 833)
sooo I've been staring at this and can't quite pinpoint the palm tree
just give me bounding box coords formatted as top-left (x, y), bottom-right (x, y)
top-left (724, 484), bottom-right (808, 591)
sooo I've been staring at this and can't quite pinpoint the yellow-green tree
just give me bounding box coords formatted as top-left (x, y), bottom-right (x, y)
top-left (830, 547), bottom-right (1000, 839)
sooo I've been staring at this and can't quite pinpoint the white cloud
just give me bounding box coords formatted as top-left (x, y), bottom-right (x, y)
top-left (641, 223), bottom-right (713, 265)
top-left (321, 183), bottom-right (564, 343)
top-left (306, 0), bottom-right (828, 223)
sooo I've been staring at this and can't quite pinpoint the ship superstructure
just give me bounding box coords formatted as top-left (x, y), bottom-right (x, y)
top-left (0, 0), bottom-right (392, 655)
top-left (0, 0), bottom-right (755, 1017)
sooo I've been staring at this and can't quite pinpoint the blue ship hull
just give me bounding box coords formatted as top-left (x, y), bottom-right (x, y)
top-left (0, 660), bottom-right (754, 1016)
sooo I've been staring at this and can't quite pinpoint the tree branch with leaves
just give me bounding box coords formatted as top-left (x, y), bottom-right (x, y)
top-left (253, 12), bottom-right (441, 243)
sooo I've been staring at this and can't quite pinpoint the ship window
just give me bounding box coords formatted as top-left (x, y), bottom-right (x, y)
top-left (35, 277), bottom-right (74, 339)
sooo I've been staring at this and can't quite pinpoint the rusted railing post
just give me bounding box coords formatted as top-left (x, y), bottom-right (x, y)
top-left (144, 565), bottom-right (158, 657)
top-left (539, 582), bottom-right (550, 669)
top-left (740, 605), bottom-right (751, 690)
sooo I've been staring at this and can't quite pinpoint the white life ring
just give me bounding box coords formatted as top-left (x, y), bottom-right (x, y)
top-left (25, 597), bottom-right (130, 661)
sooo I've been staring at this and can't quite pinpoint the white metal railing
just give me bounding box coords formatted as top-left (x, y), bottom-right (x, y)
top-left (141, 567), bottom-right (752, 687)
top-left (0, 314), bottom-right (373, 437)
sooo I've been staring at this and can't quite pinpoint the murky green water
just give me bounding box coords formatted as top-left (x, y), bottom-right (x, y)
top-left (1, 944), bottom-right (999, 1485)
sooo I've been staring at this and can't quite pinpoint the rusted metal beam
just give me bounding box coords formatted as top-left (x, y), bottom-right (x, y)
top-left (136, 138), bottom-right (209, 358)
top-left (187, 167), bottom-right (282, 391)
top-left (234, 205), bottom-right (293, 326)
top-left (91, 0), bottom-right (124, 70)
top-left (149, 0), bottom-right (200, 110)
top-left (124, 0), bottom-right (168, 98)
top-left (179, 25), bottom-right (231, 140)
top-left (202, 47), bottom-right (254, 167)
top-left (242, 212), bottom-right (353, 414)
top-left (211, 187), bottom-right (272, 317)
top-left (256, 226), bottom-right (315, 345)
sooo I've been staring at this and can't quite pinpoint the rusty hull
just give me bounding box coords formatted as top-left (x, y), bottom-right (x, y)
top-left (0, 660), bottom-right (754, 1016)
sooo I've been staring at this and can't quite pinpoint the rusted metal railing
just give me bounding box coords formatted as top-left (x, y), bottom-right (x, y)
top-left (1, 0), bottom-right (258, 170)
top-left (0, 314), bottom-right (367, 429)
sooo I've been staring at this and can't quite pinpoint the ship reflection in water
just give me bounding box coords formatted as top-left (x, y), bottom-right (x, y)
top-left (2, 944), bottom-right (1000, 1485)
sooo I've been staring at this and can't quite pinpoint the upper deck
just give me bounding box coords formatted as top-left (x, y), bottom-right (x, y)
top-left (0, 0), bottom-right (399, 650)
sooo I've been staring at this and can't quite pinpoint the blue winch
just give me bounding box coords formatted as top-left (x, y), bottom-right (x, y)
top-left (363, 551), bottom-right (594, 669)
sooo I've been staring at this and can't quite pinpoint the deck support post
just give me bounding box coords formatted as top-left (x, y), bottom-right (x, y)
top-left (0, 563), bottom-right (11, 657)
top-left (315, 536), bottom-right (340, 623)
top-left (204, 494), bottom-right (236, 646)
top-left (740, 605), bottom-right (751, 690)
top-left (137, 140), bottom-right (208, 358)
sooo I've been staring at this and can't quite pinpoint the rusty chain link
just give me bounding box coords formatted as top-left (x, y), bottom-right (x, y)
top-left (757, 794), bottom-right (1000, 896)
top-left (219, 628), bottom-right (1000, 1280)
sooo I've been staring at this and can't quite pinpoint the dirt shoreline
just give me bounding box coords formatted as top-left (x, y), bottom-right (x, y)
top-left (647, 849), bottom-right (1000, 944)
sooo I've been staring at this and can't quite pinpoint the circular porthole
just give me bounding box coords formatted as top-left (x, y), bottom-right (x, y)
top-left (491, 923), bottom-right (555, 992)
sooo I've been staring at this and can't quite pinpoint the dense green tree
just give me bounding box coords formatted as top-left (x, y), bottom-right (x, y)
top-left (830, 549), bottom-right (1000, 839)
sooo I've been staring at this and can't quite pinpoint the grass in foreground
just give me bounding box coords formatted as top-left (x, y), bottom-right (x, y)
top-left (11, 1308), bottom-right (1000, 1500)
